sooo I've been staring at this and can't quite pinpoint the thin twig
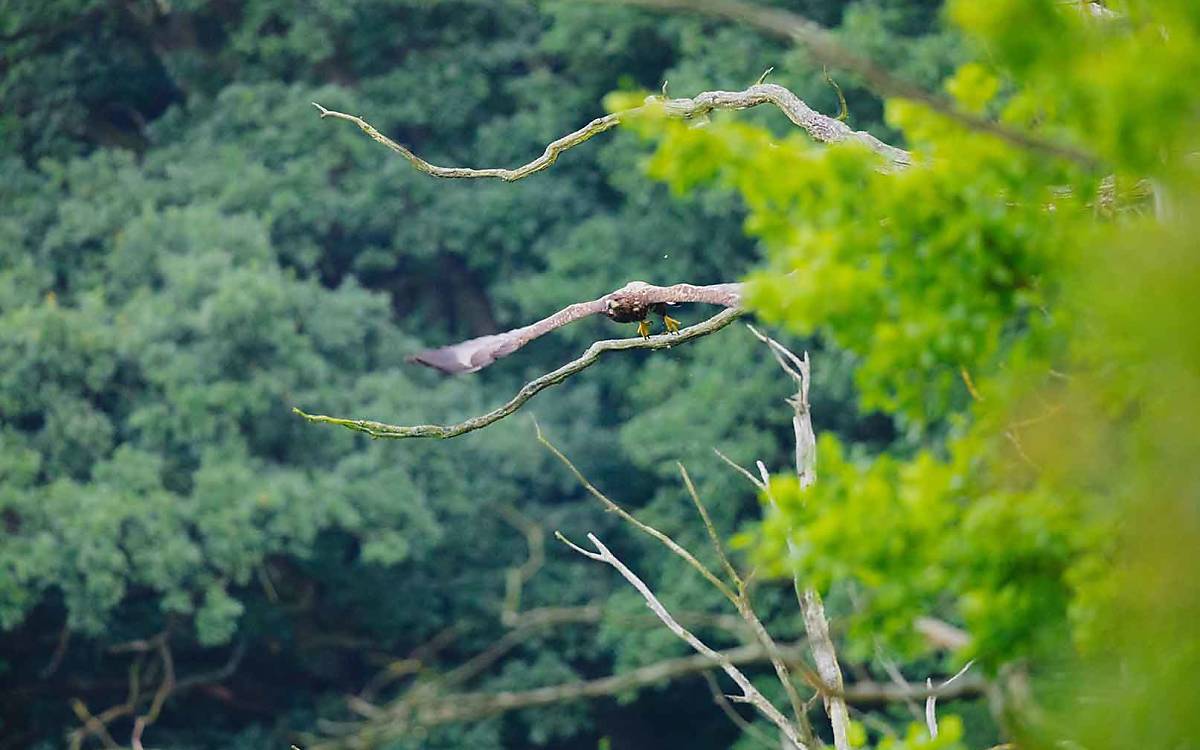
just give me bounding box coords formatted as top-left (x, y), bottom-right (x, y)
top-left (314, 82), bottom-right (910, 178)
top-left (496, 502), bottom-right (545, 626)
top-left (703, 671), bottom-right (780, 750)
top-left (678, 462), bottom-right (815, 744)
top-left (876, 651), bottom-right (923, 720)
top-left (926, 660), bottom-right (976, 738)
top-left (678, 462), bottom-right (744, 590)
top-left (295, 307), bottom-right (743, 440)
top-left (557, 532), bottom-right (808, 749)
top-left (536, 423), bottom-right (739, 604)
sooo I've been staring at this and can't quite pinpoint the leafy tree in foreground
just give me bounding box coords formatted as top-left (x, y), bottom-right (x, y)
top-left (611, 0), bottom-right (1200, 746)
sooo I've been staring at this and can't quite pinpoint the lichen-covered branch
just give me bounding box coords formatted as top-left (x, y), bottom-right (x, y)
top-left (294, 306), bottom-right (742, 440)
top-left (313, 81), bottom-right (911, 177)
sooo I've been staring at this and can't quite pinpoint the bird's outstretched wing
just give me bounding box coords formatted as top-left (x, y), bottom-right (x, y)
top-left (408, 281), bottom-right (743, 375)
top-left (408, 297), bottom-right (609, 374)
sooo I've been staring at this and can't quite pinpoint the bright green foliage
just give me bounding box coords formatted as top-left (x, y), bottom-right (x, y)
top-left (622, 0), bottom-right (1200, 746)
top-left (877, 717), bottom-right (965, 750)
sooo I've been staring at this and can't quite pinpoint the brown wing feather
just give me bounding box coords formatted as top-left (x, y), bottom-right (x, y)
top-left (408, 297), bottom-right (608, 374)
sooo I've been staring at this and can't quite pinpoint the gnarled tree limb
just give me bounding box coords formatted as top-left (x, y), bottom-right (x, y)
top-left (313, 81), bottom-right (911, 177)
top-left (294, 306), bottom-right (743, 440)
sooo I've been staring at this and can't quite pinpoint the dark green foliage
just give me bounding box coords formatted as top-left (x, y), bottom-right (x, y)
top-left (0, 2), bottom-right (958, 748)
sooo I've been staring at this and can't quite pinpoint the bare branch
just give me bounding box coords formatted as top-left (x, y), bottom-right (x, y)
top-left (295, 306), bottom-right (742, 440)
top-left (749, 325), bottom-right (852, 750)
top-left (313, 624), bottom-right (980, 748)
top-left (703, 671), bottom-right (780, 750)
top-left (496, 503), bottom-right (546, 626)
top-left (678, 462), bottom-right (815, 744)
top-left (313, 640), bottom-right (812, 750)
top-left (558, 532), bottom-right (808, 749)
top-left (926, 660), bottom-right (976, 739)
top-left (915, 616), bottom-right (971, 651)
top-left (678, 462), bottom-right (744, 590)
top-left (799, 589), bottom-right (852, 750)
top-left (876, 650), bottom-right (924, 720)
top-left (611, 0), bottom-right (1100, 168)
top-left (314, 82), bottom-right (910, 178)
top-left (842, 674), bottom-right (985, 704)
top-left (714, 447), bottom-right (767, 490)
top-left (537, 426), bottom-right (740, 604)
top-left (542, 427), bottom-right (817, 742)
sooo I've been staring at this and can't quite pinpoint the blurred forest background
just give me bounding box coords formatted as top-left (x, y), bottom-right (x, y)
top-left (2, 1), bottom-right (1197, 749)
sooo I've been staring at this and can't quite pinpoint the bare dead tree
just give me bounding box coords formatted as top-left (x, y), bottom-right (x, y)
top-left (744, 325), bottom-right (852, 750)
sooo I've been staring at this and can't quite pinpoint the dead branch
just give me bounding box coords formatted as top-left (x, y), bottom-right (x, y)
top-left (535, 421), bottom-right (739, 603)
top-left (295, 306), bottom-right (742, 440)
top-left (314, 613), bottom-right (979, 749)
top-left (746, 324), bottom-right (852, 750)
top-left (539, 424), bottom-right (816, 742)
top-left (496, 503), bottom-right (546, 626)
top-left (558, 532), bottom-right (808, 749)
top-left (613, 0), bottom-right (1099, 168)
top-left (312, 640), bottom-right (810, 750)
top-left (925, 660), bottom-right (976, 739)
top-left (314, 81), bottom-right (910, 178)
top-left (842, 674), bottom-right (985, 704)
top-left (703, 671), bottom-right (779, 750)
top-left (679, 463), bottom-right (815, 744)
top-left (67, 637), bottom-right (245, 750)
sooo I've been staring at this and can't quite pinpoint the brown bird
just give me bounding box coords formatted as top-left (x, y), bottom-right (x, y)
top-left (408, 281), bottom-right (743, 374)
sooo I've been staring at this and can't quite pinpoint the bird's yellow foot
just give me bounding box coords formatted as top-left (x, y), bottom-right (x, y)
top-left (663, 315), bottom-right (681, 334)
top-left (637, 320), bottom-right (653, 339)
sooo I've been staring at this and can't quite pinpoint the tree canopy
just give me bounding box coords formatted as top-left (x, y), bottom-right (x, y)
top-left (2, 1), bottom-right (1195, 749)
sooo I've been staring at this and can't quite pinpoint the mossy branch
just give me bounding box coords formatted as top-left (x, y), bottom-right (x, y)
top-left (294, 307), bottom-right (743, 440)
top-left (313, 82), bottom-right (911, 177)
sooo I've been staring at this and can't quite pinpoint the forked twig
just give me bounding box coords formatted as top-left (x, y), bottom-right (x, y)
top-left (557, 532), bottom-right (807, 749)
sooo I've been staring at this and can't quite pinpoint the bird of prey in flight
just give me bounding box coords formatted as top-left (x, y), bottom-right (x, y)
top-left (409, 281), bottom-right (743, 374)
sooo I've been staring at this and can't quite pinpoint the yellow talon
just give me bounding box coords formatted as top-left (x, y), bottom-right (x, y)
top-left (663, 315), bottom-right (681, 334)
top-left (637, 320), bottom-right (652, 339)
